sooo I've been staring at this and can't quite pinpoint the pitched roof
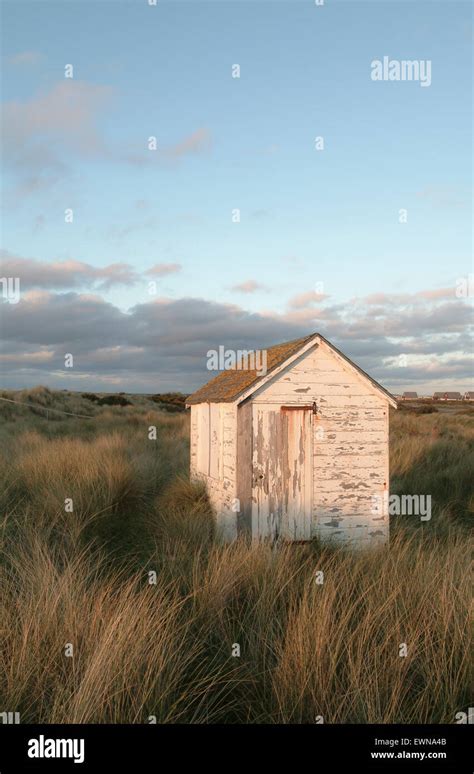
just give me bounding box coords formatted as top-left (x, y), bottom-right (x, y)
top-left (403, 392), bottom-right (418, 398)
top-left (186, 334), bottom-right (315, 404)
top-left (433, 391), bottom-right (463, 399)
top-left (186, 333), bottom-right (396, 406)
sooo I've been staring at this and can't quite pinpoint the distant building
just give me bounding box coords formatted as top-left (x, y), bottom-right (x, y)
top-left (402, 391), bottom-right (418, 399)
top-left (433, 391), bottom-right (463, 401)
top-left (464, 391), bottom-right (474, 401)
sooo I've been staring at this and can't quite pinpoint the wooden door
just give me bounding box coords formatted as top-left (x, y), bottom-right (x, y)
top-left (251, 405), bottom-right (312, 541)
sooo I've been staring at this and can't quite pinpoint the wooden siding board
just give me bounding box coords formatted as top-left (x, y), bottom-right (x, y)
top-left (236, 402), bottom-right (253, 536)
top-left (209, 404), bottom-right (220, 480)
top-left (196, 403), bottom-right (210, 476)
top-left (190, 403), bottom-right (238, 542)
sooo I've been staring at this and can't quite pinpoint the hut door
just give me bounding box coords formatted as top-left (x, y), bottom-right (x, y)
top-left (251, 405), bottom-right (312, 541)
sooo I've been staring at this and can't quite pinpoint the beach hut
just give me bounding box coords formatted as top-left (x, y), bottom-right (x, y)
top-left (186, 333), bottom-right (397, 548)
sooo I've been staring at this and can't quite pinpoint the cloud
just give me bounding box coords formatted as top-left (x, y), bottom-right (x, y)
top-left (231, 280), bottom-right (266, 294)
top-left (8, 51), bottom-right (44, 66)
top-left (1, 279), bottom-right (472, 394)
top-left (3, 80), bottom-right (113, 157)
top-left (146, 263), bottom-right (182, 277)
top-left (0, 251), bottom-right (139, 290)
top-left (2, 81), bottom-right (211, 197)
top-left (166, 128), bottom-right (211, 159)
top-left (2, 80), bottom-right (113, 196)
top-left (0, 349), bottom-right (54, 364)
top-left (288, 290), bottom-right (329, 309)
top-left (364, 288), bottom-right (456, 305)
top-left (0, 292), bottom-right (307, 391)
top-left (124, 128), bottom-right (212, 167)
top-left (416, 287), bottom-right (456, 301)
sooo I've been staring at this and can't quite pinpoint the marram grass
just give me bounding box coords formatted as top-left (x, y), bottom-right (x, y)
top-left (0, 389), bottom-right (472, 723)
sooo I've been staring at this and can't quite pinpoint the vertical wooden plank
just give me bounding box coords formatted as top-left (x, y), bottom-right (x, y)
top-left (196, 403), bottom-right (210, 476)
top-left (251, 405), bottom-right (312, 542)
top-left (267, 408), bottom-right (284, 539)
top-left (283, 409), bottom-right (312, 540)
top-left (209, 403), bottom-right (220, 479)
top-left (190, 405), bottom-right (198, 476)
top-left (257, 407), bottom-right (271, 538)
top-left (302, 409), bottom-right (312, 539)
top-left (236, 402), bottom-right (253, 536)
top-left (251, 405), bottom-right (273, 539)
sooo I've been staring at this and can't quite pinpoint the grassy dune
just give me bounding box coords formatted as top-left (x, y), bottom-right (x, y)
top-left (0, 387), bottom-right (472, 723)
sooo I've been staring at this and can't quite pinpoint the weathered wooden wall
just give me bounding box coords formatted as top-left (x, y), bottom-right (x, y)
top-left (190, 403), bottom-right (238, 540)
top-left (191, 339), bottom-right (390, 548)
top-left (248, 340), bottom-right (389, 548)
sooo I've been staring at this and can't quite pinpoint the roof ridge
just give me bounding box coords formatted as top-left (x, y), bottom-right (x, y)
top-left (186, 332), bottom-right (396, 406)
top-left (186, 334), bottom-right (317, 404)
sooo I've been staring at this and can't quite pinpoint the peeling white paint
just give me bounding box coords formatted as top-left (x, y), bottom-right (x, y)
top-left (190, 339), bottom-right (392, 548)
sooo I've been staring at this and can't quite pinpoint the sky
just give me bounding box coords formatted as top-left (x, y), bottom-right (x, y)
top-left (0, 0), bottom-right (472, 395)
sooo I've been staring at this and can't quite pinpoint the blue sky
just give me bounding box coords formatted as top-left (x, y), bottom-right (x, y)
top-left (0, 0), bottom-right (472, 394)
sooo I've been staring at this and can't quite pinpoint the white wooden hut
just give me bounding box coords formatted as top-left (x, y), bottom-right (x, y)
top-left (186, 333), bottom-right (397, 549)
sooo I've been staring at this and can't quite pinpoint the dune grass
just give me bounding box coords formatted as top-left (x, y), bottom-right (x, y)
top-left (0, 388), bottom-right (472, 723)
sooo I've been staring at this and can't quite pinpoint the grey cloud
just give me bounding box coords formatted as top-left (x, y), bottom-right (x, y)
top-left (0, 294), bottom-right (306, 390)
top-left (0, 251), bottom-right (139, 290)
top-left (1, 289), bottom-right (472, 393)
top-left (384, 303), bottom-right (471, 337)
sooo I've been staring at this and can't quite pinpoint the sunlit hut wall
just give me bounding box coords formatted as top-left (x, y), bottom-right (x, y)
top-left (187, 333), bottom-right (397, 549)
